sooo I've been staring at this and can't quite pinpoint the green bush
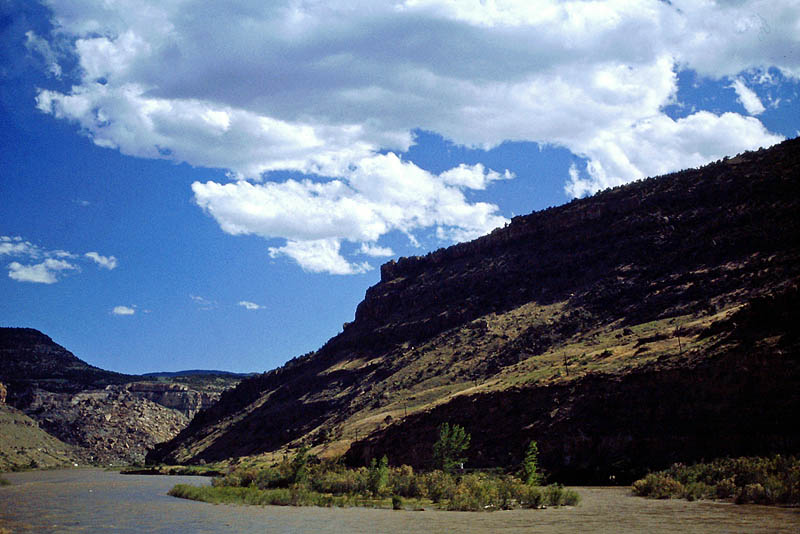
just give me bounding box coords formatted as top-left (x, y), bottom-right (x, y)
top-left (544, 484), bottom-right (565, 506)
top-left (631, 473), bottom-right (683, 499)
top-left (388, 464), bottom-right (420, 497)
top-left (0, 476), bottom-right (10, 487)
top-left (633, 455), bottom-right (800, 505)
top-left (561, 488), bottom-right (581, 506)
top-left (422, 470), bottom-right (457, 502)
top-left (171, 452), bottom-right (582, 511)
top-left (447, 474), bottom-right (500, 511)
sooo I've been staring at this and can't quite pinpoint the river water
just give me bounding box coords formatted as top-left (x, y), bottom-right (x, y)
top-left (1, 469), bottom-right (798, 533)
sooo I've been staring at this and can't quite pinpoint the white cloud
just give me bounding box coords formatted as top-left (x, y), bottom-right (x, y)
top-left (190, 294), bottom-right (217, 310)
top-left (730, 78), bottom-right (766, 115)
top-left (0, 236), bottom-right (39, 258)
top-left (112, 305), bottom-right (136, 315)
top-left (238, 300), bottom-right (263, 310)
top-left (24, 30), bottom-right (62, 78)
top-left (2, 236), bottom-right (119, 282)
top-left (194, 154), bottom-right (508, 273)
top-left (360, 243), bottom-right (394, 257)
top-left (269, 239), bottom-right (372, 275)
top-left (8, 258), bottom-right (78, 284)
top-left (33, 0), bottom-right (797, 268)
top-left (85, 252), bottom-right (118, 270)
top-left (565, 111), bottom-right (782, 197)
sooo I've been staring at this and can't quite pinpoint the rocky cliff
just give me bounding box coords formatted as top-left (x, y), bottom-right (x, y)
top-left (149, 138), bottom-right (799, 480)
top-left (0, 328), bottom-right (242, 465)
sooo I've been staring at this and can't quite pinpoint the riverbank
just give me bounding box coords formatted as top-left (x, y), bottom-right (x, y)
top-left (632, 455), bottom-right (800, 505)
top-left (167, 452), bottom-right (579, 511)
top-left (2, 469), bottom-right (799, 533)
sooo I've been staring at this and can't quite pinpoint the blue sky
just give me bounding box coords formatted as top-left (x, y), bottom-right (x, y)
top-left (1, 0), bottom-right (798, 374)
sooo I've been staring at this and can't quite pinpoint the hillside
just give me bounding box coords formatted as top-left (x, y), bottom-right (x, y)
top-left (0, 403), bottom-right (82, 471)
top-left (0, 329), bottom-right (243, 465)
top-left (147, 138), bottom-right (800, 482)
top-left (0, 328), bottom-right (133, 391)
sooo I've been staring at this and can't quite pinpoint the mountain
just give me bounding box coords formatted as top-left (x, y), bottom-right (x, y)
top-left (0, 328), bottom-right (133, 391)
top-left (151, 141), bottom-right (799, 479)
top-left (149, 139), bottom-right (800, 481)
top-left (0, 329), bottom-right (243, 465)
top-left (142, 370), bottom-right (253, 378)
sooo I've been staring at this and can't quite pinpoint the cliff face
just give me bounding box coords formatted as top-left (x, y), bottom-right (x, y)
top-left (150, 139), bottom-right (800, 480)
top-left (0, 329), bottom-right (242, 465)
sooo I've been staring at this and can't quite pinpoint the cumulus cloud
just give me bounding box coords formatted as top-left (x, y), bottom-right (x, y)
top-left (85, 252), bottom-right (118, 270)
top-left (2, 236), bottom-right (116, 283)
top-left (8, 258), bottom-right (78, 284)
top-left (112, 305), bottom-right (136, 315)
top-left (269, 239), bottom-right (372, 275)
top-left (32, 0), bottom-right (796, 271)
top-left (194, 154), bottom-right (508, 272)
top-left (0, 236), bottom-right (39, 258)
top-left (238, 300), bottom-right (263, 310)
top-left (730, 78), bottom-right (766, 115)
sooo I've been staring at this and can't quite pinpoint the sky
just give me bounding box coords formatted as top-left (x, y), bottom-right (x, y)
top-left (1, 0), bottom-right (799, 375)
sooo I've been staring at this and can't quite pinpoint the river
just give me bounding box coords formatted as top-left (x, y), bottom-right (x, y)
top-left (1, 469), bottom-right (798, 533)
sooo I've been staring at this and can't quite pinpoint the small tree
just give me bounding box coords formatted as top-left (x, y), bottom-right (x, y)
top-left (290, 444), bottom-right (311, 484)
top-left (367, 455), bottom-right (389, 496)
top-left (520, 440), bottom-right (542, 486)
top-left (433, 422), bottom-right (470, 473)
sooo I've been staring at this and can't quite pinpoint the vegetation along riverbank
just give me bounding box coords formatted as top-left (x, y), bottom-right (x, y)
top-left (632, 455), bottom-right (800, 505)
top-left (169, 434), bottom-right (579, 511)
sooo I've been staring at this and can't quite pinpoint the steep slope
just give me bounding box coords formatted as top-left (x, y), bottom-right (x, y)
top-left (0, 401), bottom-right (82, 471)
top-left (0, 329), bottom-right (242, 464)
top-left (149, 138), bottom-right (800, 481)
top-left (0, 328), bottom-right (132, 391)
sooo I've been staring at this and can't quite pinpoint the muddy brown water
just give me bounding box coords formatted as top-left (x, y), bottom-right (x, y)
top-left (1, 469), bottom-right (798, 533)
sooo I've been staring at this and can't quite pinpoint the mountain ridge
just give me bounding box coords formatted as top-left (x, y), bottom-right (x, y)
top-left (149, 138), bottom-right (800, 478)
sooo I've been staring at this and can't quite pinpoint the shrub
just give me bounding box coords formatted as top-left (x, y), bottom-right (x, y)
top-left (682, 482), bottom-right (713, 501)
top-left (631, 473), bottom-right (683, 499)
top-left (388, 464), bottom-right (420, 498)
top-left (290, 445), bottom-right (311, 484)
top-left (392, 495), bottom-right (404, 510)
top-left (422, 470), bottom-right (457, 502)
top-left (312, 466), bottom-right (368, 495)
top-left (544, 484), bottom-right (564, 506)
top-left (633, 455), bottom-right (800, 505)
top-left (561, 488), bottom-right (581, 506)
top-left (448, 473), bottom-right (505, 511)
top-left (520, 484), bottom-right (543, 508)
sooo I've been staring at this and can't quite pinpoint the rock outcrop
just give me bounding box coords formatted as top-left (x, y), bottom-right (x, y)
top-left (0, 328), bottom-right (242, 465)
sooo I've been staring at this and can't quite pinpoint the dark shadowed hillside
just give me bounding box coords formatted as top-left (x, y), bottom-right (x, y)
top-left (149, 138), bottom-right (800, 482)
top-left (0, 328), bottom-right (133, 391)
